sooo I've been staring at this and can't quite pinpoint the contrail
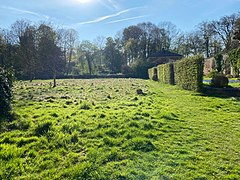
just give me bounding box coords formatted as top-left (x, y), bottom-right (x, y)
top-left (75, 6), bottom-right (145, 25)
top-left (106, 15), bottom-right (147, 24)
top-left (0, 6), bottom-right (49, 19)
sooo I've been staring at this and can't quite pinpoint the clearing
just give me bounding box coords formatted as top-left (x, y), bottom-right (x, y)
top-left (0, 79), bottom-right (240, 179)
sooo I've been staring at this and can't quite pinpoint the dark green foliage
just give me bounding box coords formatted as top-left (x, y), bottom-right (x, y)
top-left (0, 67), bottom-right (14, 117)
top-left (132, 60), bottom-right (152, 79)
top-left (174, 55), bottom-right (204, 91)
top-left (214, 54), bottom-right (223, 73)
top-left (207, 70), bottom-right (218, 78)
top-left (157, 63), bottom-right (174, 85)
top-left (211, 74), bottom-right (229, 88)
top-left (228, 48), bottom-right (240, 77)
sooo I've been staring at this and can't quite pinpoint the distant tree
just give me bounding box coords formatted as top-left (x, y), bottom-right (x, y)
top-left (122, 25), bottom-right (143, 63)
top-left (10, 19), bottom-right (31, 44)
top-left (228, 48), bottom-right (240, 77)
top-left (65, 29), bottom-right (78, 75)
top-left (94, 36), bottom-right (106, 68)
top-left (104, 37), bottom-right (122, 73)
top-left (37, 24), bottom-right (65, 87)
top-left (0, 31), bottom-right (7, 66)
top-left (214, 53), bottom-right (223, 73)
top-left (158, 21), bottom-right (180, 50)
top-left (18, 25), bottom-right (38, 81)
top-left (186, 31), bottom-right (204, 55)
top-left (198, 21), bottom-right (216, 58)
top-left (212, 13), bottom-right (240, 52)
top-left (233, 18), bottom-right (240, 41)
top-left (77, 40), bottom-right (98, 75)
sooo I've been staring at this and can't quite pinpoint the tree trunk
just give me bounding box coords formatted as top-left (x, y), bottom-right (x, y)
top-left (53, 73), bottom-right (56, 88)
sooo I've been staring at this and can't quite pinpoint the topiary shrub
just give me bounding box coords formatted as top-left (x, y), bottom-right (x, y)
top-left (0, 67), bottom-right (14, 117)
top-left (210, 74), bottom-right (229, 88)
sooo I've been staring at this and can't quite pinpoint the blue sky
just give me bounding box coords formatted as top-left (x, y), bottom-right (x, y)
top-left (0, 0), bottom-right (240, 40)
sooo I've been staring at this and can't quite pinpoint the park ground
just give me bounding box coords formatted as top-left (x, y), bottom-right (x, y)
top-left (0, 78), bottom-right (240, 179)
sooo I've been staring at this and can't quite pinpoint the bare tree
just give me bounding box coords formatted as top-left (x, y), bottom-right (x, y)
top-left (94, 36), bottom-right (105, 67)
top-left (212, 13), bottom-right (240, 52)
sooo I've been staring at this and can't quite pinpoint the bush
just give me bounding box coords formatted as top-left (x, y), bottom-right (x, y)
top-left (210, 74), bottom-right (229, 88)
top-left (207, 70), bottom-right (218, 78)
top-left (132, 60), bottom-right (152, 79)
top-left (0, 67), bottom-right (14, 117)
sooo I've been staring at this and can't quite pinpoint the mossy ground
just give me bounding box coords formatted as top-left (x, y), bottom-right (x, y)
top-left (0, 79), bottom-right (240, 179)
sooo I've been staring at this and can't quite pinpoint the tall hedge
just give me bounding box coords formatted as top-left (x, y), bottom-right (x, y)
top-left (149, 55), bottom-right (204, 92)
top-left (0, 67), bottom-right (14, 117)
top-left (174, 55), bottom-right (204, 91)
top-left (157, 63), bottom-right (174, 85)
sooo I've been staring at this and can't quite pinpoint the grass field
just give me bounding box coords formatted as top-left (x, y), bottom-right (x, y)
top-left (0, 78), bottom-right (240, 179)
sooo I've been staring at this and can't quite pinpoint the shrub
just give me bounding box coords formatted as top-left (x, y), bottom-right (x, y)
top-left (210, 74), bottom-right (229, 88)
top-left (132, 60), bottom-right (152, 79)
top-left (207, 70), bottom-right (218, 78)
top-left (0, 67), bottom-right (14, 117)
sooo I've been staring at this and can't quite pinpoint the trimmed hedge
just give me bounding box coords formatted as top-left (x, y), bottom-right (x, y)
top-left (174, 55), bottom-right (204, 91)
top-left (148, 67), bottom-right (158, 81)
top-left (157, 63), bottom-right (174, 85)
top-left (149, 55), bottom-right (204, 92)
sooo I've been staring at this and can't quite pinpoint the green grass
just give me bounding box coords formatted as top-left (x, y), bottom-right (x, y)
top-left (0, 78), bottom-right (240, 179)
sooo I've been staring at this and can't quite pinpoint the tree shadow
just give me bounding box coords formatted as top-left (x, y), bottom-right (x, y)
top-left (198, 85), bottom-right (240, 99)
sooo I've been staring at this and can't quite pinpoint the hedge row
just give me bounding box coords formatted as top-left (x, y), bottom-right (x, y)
top-left (157, 63), bottom-right (174, 85)
top-left (174, 55), bottom-right (204, 91)
top-left (148, 55), bottom-right (204, 92)
top-left (148, 67), bottom-right (158, 81)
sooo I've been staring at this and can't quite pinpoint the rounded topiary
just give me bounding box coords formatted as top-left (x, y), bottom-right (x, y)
top-left (0, 67), bottom-right (14, 117)
top-left (210, 74), bottom-right (229, 88)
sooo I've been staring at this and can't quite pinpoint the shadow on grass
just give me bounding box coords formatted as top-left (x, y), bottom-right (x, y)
top-left (199, 85), bottom-right (240, 98)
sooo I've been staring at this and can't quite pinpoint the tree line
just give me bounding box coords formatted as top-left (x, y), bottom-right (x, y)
top-left (0, 12), bottom-right (240, 81)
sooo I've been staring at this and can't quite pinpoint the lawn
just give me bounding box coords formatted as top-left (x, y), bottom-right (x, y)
top-left (0, 78), bottom-right (240, 179)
